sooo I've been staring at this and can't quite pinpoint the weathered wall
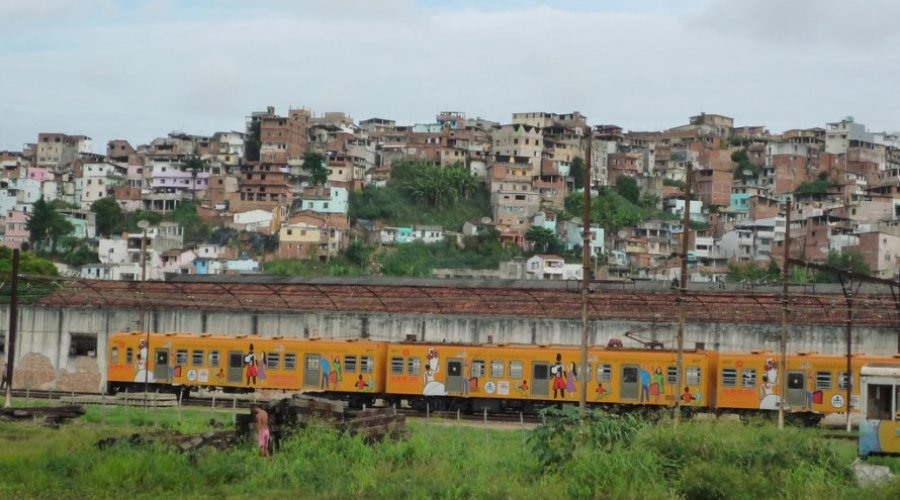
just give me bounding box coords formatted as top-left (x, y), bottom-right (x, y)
top-left (1, 304), bottom-right (896, 393)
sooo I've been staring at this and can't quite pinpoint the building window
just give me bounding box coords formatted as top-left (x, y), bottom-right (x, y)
top-left (69, 333), bottom-right (97, 357)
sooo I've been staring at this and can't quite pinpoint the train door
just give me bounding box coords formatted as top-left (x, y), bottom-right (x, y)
top-left (532, 361), bottom-right (550, 397)
top-left (227, 351), bottom-right (243, 384)
top-left (153, 349), bottom-right (170, 382)
top-left (621, 365), bottom-right (640, 400)
top-left (446, 358), bottom-right (464, 393)
top-left (304, 353), bottom-right (321, 388)
top-left (786, 371), bottom-right (807, 408)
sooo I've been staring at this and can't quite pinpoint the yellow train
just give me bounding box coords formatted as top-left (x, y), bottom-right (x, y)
top-left (107, 331), bottom-right (900, 423)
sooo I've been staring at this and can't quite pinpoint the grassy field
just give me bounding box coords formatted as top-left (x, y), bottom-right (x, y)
top-left (0, 402), bottom-right (898, 499)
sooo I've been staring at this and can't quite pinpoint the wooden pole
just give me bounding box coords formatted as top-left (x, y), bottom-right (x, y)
top-left (580, 127), bottom-right (592, 416)
top-left (674, 162), bottom-right (692, 427)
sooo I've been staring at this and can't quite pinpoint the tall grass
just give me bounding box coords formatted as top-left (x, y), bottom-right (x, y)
top-left (0, 405), bottom-right (898, 498)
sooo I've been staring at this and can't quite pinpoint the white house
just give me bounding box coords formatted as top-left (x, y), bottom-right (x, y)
top-left (232, 209), bottom-right (274, 232)
top-left (525, 254), bottom-right (566, 280)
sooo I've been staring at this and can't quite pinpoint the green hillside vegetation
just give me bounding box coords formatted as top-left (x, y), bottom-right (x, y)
top-left (563, 184), bottom-right (677, 235)
top-left (796, 173), bottom-right (837, 195)
top-left (350, 160), bottom-right (490, 231)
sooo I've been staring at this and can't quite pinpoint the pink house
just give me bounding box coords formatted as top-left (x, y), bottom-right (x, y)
top-left (26, 167), bottom-right (54, 183)
top-left (2, 209), bottom-right (30, 249)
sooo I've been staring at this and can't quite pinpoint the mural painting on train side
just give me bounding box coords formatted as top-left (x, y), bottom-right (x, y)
top-left (320, 355), bottom-right (343, 389)
top-left (759, 358), bottom-right (780, 410)
top-left (133, 338), bottom-right (155, 383)
top-left (423, 348), bottom-right (447, 395)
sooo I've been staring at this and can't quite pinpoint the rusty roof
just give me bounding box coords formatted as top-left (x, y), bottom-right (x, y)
top-left (30, 278), bottom-right (900, 327)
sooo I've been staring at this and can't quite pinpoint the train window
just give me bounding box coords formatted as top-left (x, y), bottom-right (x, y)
top-left (344, 355), bottom-right (358, 373)
top-left (472, 360), bottom-right (485, 378)
top-left (721, 368), bottom-right (737, 388)
top-left (686, 367), bottom-right (701, 386)
top-left (597, 364), bottom-right (612, 382)
top-left (816, 371), bottom-right (831, 390)
top-left (176, 349), bottom-right (188, 365)
top-left (491, 360), bottom-right (504, 378)
top-left (111, 347), bottom-right (119, 364)
top-left (576, 364), bottom-right (590, 382)
top-left (509, 361), bottom-right (523, 380)
top-left (210, 351), bottom-right (220, 368)
top-left (788, 372), bottom-right (804, 390)
top-left (407, 357), bottom-right (422, 375)
top-left (306, 356), bottom-right (320, 371)
top-left (391, 357), bottom-right (403, 375)
top-left (667, 366), bottom-right (679, 385)
top-left (741, 369), bottom-right (757, 388)
top-left (126, 348), bottom-right (133, 364)
top-left (839, 372), bottom-right (852, 390)
top-left (192, 350), bottom-right (204, 367)
top-left (361, 356), bottom-right (373, 374)
top-left (267, 353), bottom-right (280, 370)
top-left (284, 353), bottom-right (297, 370)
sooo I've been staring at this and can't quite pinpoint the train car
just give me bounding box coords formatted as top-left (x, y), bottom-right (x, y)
top-left (107, 332), bottom-right (387, 407)
top-left (859, 364), bottom-right (900, 456)
top-left (383, 342), bottom-right (717, 413)
top-left (715, 351), bottom-right (886, 423)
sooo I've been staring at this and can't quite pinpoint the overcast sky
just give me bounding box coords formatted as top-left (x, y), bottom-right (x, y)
top-left (2, 0), bottom-right (898, 153)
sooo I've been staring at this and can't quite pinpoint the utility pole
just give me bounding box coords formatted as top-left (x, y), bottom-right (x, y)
top-left (579, 127), bottom-right (592, 416)
top-left (578, 126), bottom-right (594, 418)
top-left (137, 220), bottom-right (150, 403)
top-left (674, 161), bottom-right (692, 427)
top-left (778, 201), bottom-right (792, 430)
top-left (3, 249), bottom-right (20, 409)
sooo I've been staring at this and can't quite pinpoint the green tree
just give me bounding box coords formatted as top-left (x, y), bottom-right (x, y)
top-left (303, 152), bottom-right (330, 186)
top-left (525, 226), bottom-right (563, 254)
top-left (170, 202), bottom-right (209, 244)
top-left (815, 249), bottom-right (872, 283)
top-left (27, 197), bottom-right (74, 253)
top-left (615, 176), bottom-right (640, 205)
top-left (731, 148), bottom-right (761, 181)
top-left (90, 197), bottom-right (124, 237)
top-left (570, 157), bottom-right (585, 190)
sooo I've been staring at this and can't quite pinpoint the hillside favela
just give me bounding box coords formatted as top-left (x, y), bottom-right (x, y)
top-left (2, 109), bottom-right (898, 284)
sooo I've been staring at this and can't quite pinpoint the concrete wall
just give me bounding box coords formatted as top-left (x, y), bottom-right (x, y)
top-left (1, 304), bottom-right (896, 393)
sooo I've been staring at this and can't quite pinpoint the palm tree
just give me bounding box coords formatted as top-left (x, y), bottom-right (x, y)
top-left (184, 157), bottom-right (206, 204)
